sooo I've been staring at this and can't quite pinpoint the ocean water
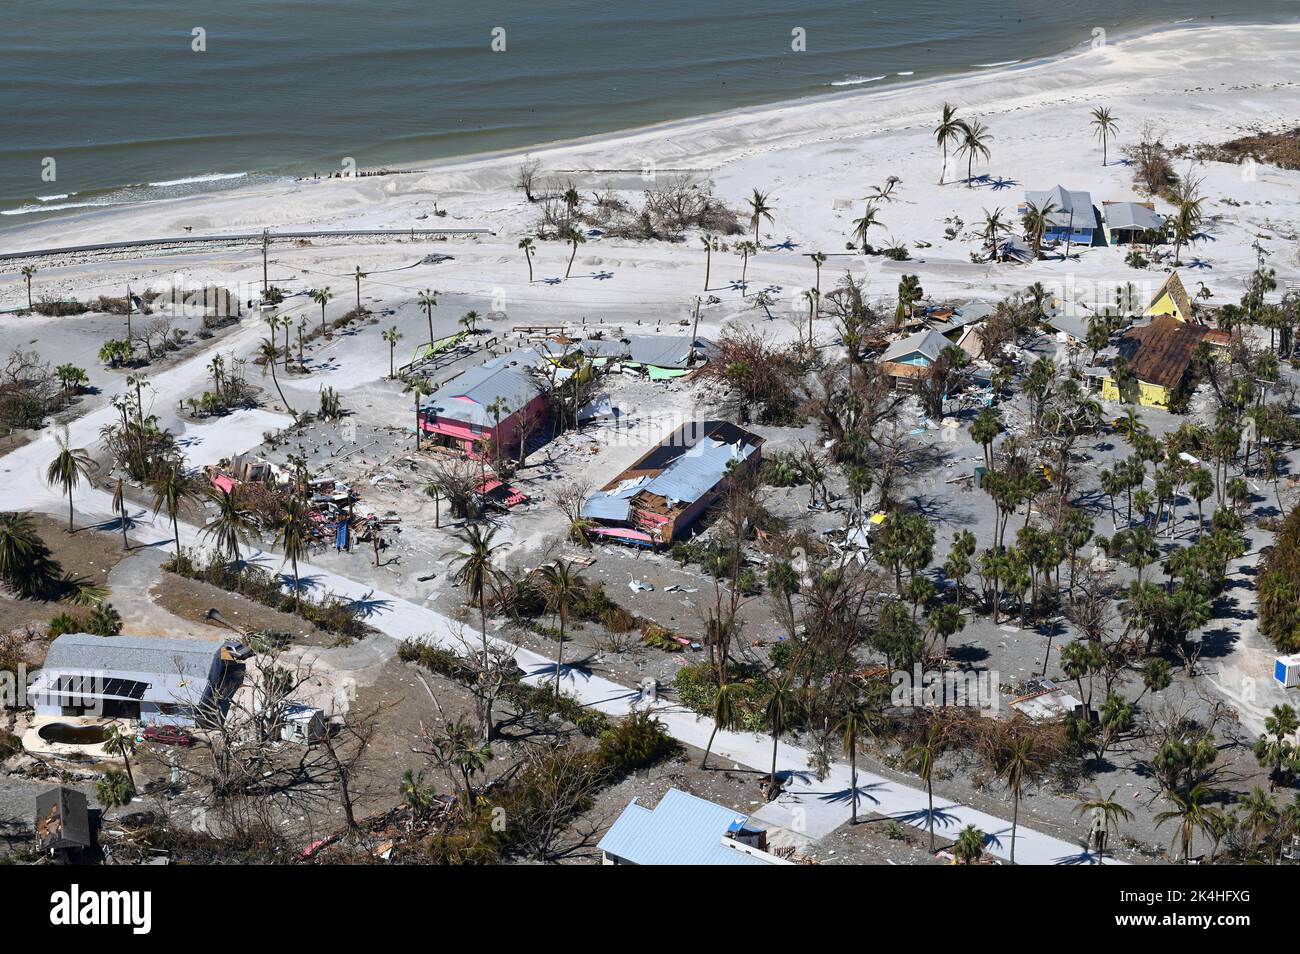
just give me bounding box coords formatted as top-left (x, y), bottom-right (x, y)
top-left (1, 1), bottom-right (1296, 221)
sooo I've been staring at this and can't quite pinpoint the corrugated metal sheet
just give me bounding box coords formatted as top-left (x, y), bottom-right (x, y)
top-left (598, 789), bottom-right (772, 865)
top-left (628, 335), bottom-right (715, 370)
top-left (422, 350), bottom-right (544, 426)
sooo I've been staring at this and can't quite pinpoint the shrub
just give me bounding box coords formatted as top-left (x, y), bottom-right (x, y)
top-left (597, 710), bottom-right (678, 773)
top-left (0, 729), bottom-right (21, 761)
top-left (46, 611), bottom-right (82, 639)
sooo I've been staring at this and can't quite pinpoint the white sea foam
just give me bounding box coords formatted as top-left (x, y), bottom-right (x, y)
top-left (829, 74), bottom-right (886, 87)
top-left (147, 172), bottom-right (248, 187)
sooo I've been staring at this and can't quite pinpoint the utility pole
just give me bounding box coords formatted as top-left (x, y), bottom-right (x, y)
top-left (125, 285), bottom-right (133, 343)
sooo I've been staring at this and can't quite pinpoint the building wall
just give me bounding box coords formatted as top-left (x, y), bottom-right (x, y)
top-left (421, 394), bottom-right (549, 458)
top-left (1146, 291), bottom-right (1188, 322)
top-left (1101, 376), bottom-right (1171, 408)
top-left (1046, 225), bottom-right (1094, 244)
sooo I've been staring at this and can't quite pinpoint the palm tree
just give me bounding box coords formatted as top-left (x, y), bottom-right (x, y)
top-left (701, 683), bottom-right (740, 770)
top-left (201, 486), bottom-right (253, 572)
top-left (903, 719), bottom-right (948, 851)
top-left (537, 560), bottom-right (588, 701)
top-left (1021, 199), bottom-right (1059, 260)
top-left (700, 234), bottom-right (718, 290)
top-left (46, 428), bottom-right (94, 532)
top-left (353, 266), bottom-right (366, 312)
top-left (837, 702), bottom-right (875, 824)
top-left (984, 724), bottom-right (1050, 864)
top-left (934, 104), bottom-right (965, 185)
top-left (458, 310), bottom-right (481, 335)
top-left (445, 524), bottom-right (509, 741)
top-left (381, 326), bottom-right (402, 378)
top-left (954, 825), bottom-right (985, 864)
top-left (518, 238), bottom-right (535, 282)
top-left (96, 769), bottom-right (135, 810)
top-left (0, 511), bottom-right (41, 590)
top-left (957, 119), bottom-right (992, 188)
top-left (970, 407), bottom-right (1001, 470)
top-left (746, 189), bottom-right (775, 244)
top-left (1090, 106), bottom-right (1119, 166)
top-left (1073, 787), bottom-right (1133, 862)
top-left (151, 460), bottom-right (199, 556)
top-left (20, 265), bottom-right (35, 310)
top-left (761, 680), bottom-right (798, 796)
top-left (108, 478), bottom-right (130, 550)
top-left (852, 203), bottom-right (883, 251)
top-left (312, 286), bottom-right (333, 339)
top-left (102, 723), bottom-right (137, 789)
top-left (1156, 784), bottom-right (1220, 864)
top-left (564, 226), bottom-right (585, 278)
top-left (258, 338), bottom-right (295, 416)
top-left (406, 379), bottom-right (431, 451)
top-left (981, 207), bottom-right (1008, 259)
top-left (275, 497), bottom-right (311, 612)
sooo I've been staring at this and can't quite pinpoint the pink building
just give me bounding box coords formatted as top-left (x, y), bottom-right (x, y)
top-left (420, 351), bottom-right (549, 457)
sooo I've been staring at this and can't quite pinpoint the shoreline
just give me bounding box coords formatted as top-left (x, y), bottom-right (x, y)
top-left (3, 17), bottom-right (1295, 243)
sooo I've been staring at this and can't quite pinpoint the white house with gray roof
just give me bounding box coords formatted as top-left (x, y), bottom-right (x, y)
top-left (29, 634), bottom-right (224, 727)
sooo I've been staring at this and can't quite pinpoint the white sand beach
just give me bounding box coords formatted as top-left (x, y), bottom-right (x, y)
top-left (2, 22), bottom-right (1298, 313)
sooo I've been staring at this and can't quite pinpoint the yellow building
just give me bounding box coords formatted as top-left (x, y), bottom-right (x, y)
top-left (1144, 271), bottom-right (1195, 323)
top-left (1101, 315), bottom-right (1225, 409)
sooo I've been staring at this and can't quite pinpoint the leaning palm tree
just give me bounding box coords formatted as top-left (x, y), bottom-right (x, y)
top-left (1074, 787), bottom-right (1134, 863)
top-left (20, 265), bottom-right (36, 310)
top-left (45, 428), bottom-right (94, 532)
top-left (701, 683), bottom-right (740, 770)
top-left (258, 338), bottom-right (295, 416)
top-left (903, 718), bottom-right (948, 851)
top-left (852, 204), bottom-right (884, 251)
top-left (150, 460), bottom-right (199, 556)
top-left (445, 524), bottom-right (509, 741)
top-left (538, 560), bottom-right (588, 702)
top-left (518, 238), bottom-right (536, 282)
top-left (102, 723), bottom-right (137, 789)
top-left (311, 286), bottom-right (333, 339)
top-left (564, 227), bottom-right (585, 278)
top-left (934, 103), bottom-right (966, 185)
top-left (111, 478), bottom-right (130, 550)
top-left (96, 769), bottom-right (135, 810)
top-left (201, 486), bottom-right (253, 573)
top-left (417, 289), bottom-right (439, 346)
top-left (746, 189), bottom-right (775, 244)
top-left (1090, 106), bottom-right (1119, 166)
top-left (274, 497), bottom-right (311, 612)
top-left (957, 119), bottom-right (992, 188)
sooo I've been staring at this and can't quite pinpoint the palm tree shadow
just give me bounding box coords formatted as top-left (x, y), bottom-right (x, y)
top-left (1053, 846), bottom-right (1103, 865)
top-left (891, 804), bottom-right (963, 836)
top-left (346, 590), bottom-right (393, 618)
top-left (820, 781), bottom-right (889, 807)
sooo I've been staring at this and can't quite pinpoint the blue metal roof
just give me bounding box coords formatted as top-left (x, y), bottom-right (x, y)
top-left (598, 788), bottom-right (773, 865)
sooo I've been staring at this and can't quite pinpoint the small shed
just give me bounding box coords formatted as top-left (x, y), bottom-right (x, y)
top-left (35, 786), bottom-right (92, 857)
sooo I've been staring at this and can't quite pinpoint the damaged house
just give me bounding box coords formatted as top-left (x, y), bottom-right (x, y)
top-left (419, 350), bottom-right (551, 458)
top-left (581, 420), bottom-right (763, 546)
